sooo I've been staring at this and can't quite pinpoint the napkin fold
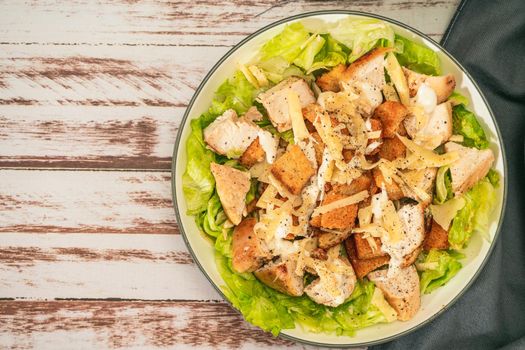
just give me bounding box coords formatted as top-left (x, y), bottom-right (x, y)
top-left (373, 0), bottom-right (525, 349)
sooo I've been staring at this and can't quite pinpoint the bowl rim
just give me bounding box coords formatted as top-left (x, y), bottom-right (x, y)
top-left (171, 9), bottom-right (508, 348)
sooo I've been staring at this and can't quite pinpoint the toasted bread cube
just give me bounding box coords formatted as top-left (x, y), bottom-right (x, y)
top-left (316, 64), bottom-right (346, 92)
top-left (424, 220), bottom-right (450, 251)
top-left (368, 265), bottom-right (421, 321)
top-left (378, 135), bottom-right (406, 161)
top-left (302, 103), bottom-right (321, 125)
top-left (354, 233), bottom-right (388, 259)
top-left (345, 237), bottom-right (389, 279)
top-left (318, 230), bottom-right (352, 249)
top-left (373, 101), bottom-right (409, 138)
top-left (270, 144), bottom-right (315, 195)
top-left (239, 137), bottom-right (265, 168)
top-left (373, 168), bottom-right (404, 200)
top-left (319, 191), bottom-right (359, 230)
top-left (332, 173), bottom-right (372, 196)
top-left (232, 218), bottom-right (270, 273)
top-left (254, 257), bottom-right (304, 296)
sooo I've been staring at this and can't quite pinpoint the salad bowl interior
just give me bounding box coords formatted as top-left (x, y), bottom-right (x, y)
top-left (172, 11), bottom-right (506, 347)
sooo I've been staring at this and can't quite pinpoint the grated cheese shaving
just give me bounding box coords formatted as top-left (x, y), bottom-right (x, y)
top-left (430, 197), bottom-right (466, 231)
top-left (395, 134), bottom-right (459, 169)
top-left (385, 53), bottom-right (410, 106)
top-left (288, 90), bottom-right (310, 141)
top-left (248, 65), bottom-right (269, 87)
top-left (311, 190), bottom-right (369, 217)
top-left (238, 63), bottom-right (260, 88)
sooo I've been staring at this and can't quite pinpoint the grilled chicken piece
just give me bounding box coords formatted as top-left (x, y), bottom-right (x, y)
top-left (254, 256), bottom-right (304, 296)
top-left (270, 144), bottom-right (315, 195)
top-left (368, 265), bottom-right (421, 321)
top-left (210, 163), bottom-right (251, 225)
top-left (304, 256), bottom-right (357, 307)
top-left (403, 68), bottom-right (456, 103)
top-left (444, 142), bottom-right (495, 195)
top-left (316, 64), bottom-right (346, 92)
top-left (404, 101), bottom-right (453, 148)
top-left (397, 204), bottom-right (426, 255)
top-left (373, 101), bottom-right (409, 138)
top-left (257, 77), bottom-right (316, 132)
top-left (232, 218), bottom-right (270, 273)
top-left (203, 109), bottom-right (278, 162)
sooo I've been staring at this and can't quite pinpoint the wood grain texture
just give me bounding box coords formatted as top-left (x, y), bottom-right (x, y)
top-left (0, 233), bottom-right (220, 300)
top-left (0, 0), bottom-right (458, 46)
top-left (0, 301), bottom-right (316, 350)
top-left (0, 170), bottom-right (177, 234)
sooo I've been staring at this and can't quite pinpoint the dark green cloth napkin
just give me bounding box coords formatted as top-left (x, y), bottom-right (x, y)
top-left (373, 0), bottom-right (525, 349)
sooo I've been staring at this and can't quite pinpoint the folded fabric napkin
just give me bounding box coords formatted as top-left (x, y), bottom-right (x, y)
top-left (373, 0), bottom-right (525, 349)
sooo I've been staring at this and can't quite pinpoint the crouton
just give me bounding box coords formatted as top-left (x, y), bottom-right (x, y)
top-left (332, 173), bottom-right (372, 196)
top-left (302, 103), bottom-right (321, 125)
top-left (318, 230), bottom-right (352, 249)
top-left (210, 163), bottom-right (251, 225)
top-left (254, 257), bottom-right (304, 296)
top-left (444, 142), bottom-right (495, 195)
top-left (318, 191), bottom-right (359, 230)
top-left (270, 144), bottom-right (315, 195)
top-left (311, 132), bottom-right (325, 166)
top-left (368, 265), bottom-right (421, 321)
top-left (239, 137), bottom-right (265, 168)
top-left (373, 168), bottom-right (404, 200)
top-left (404, 102), bottom-right (453, 148)
top-left (257, 77), bottom-right (316, 132)
top-left (342, 149), bottom-right (355, 162)
top-left (374, 101), bottom-right (409, 138)
top-left (345, 237), bottom-right (389, 279)
top-left (378, 135), bottom-right (407, 161)
top-left (316, 64), bottom-right (346, 92)
top-left (232, 218), bottom-right (270, 273)
top-left (354, 233), bottom-right (388, 259)
top-left (424, 219), bottom-right (450, 251)
top-left (403, 67), bottom-right (456, 103)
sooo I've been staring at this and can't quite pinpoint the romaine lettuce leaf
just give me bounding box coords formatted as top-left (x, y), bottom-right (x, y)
top-left (448, 91), bottom-right (469, 106)
top-left (434, 166), bottom-right (453, 204)
top-left (325, 18), bottom-right (395, 63)
top-left (293, 34), bottom-right (326, 71)
top-left (307, 34), bottom-right (348, 73)
top-left (419, 249), bottom-right (464, 294)
top-left (448, 178), bottom-right (497, 249)
top-left (209, 71), bottom-right (257, 118)
top-left (394, 34), bottom-right (441, 75)
top-left (260, 22), bottom-right (311, 63)
top-left (452, 104), bottom-right (489, 149)
top-left (182, 118), bottom-right (216, 215)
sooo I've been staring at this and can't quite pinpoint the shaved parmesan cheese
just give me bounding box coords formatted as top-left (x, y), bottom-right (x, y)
top-left (366, 236), bottom-right (379, 253)
top-left (248, 65), bottom-right (269, 87)
top-left (395, 135), bottom-right (459, 169)
top-left (385, 53), bottom-right (410, 106)
top-left (238, 63), bottom-right (260, 88)
top-left (311, 190), bottom-right (369, 217)
top-left (256, 185), bottom-right (278, 208)
top-left (371, 287), bottom-right (398, 322)
top-left (358, 206), bottom-right (373, 226)
top-left (365, 141), bottom-right (382, 155)
top-left (288, 90), bottom-right (310, 141)
top-left (430, 197), bottom-right (466, 231)
top-left (353, 224), bottom-right (388, 238)
top-left (416, 262), bottom-right (439, 271)
top-left (381, 201), bottom-right (403, 243)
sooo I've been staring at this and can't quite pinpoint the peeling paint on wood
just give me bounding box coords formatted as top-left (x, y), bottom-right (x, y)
top-left (0, 170), bottom-right (177, 234)
top-left (0, 300), bottom-right (316, 350)
top-left (0, 233), bottom-right (217, 300)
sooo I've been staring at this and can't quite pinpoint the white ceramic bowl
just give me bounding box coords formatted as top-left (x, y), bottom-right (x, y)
top-left (172, 11), bottom-right (507, 347)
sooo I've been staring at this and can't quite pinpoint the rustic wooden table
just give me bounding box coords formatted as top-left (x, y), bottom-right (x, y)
top-left (0, 1), bottom-right (459, 349)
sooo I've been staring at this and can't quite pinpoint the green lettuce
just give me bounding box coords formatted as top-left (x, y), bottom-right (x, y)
top-left (182, 118), bottom-right (216, 215)
top-left (448, 178), bottom-right (497, 249)
top-left (394, 34), bottom-right (441, 75)
top-left (217, 243), bottom-right (391, 336)
top-left (452, 104), bottom-right (489, 149)
top-left (325, 18), bottom-right (395, 63)
top-left (434, 166), bottom-right (453, 204)
top-left (260, 22), bottom-right (311, 63)
top-left (209, 71), bottom-right (257, 118)
top-left (307, 34), bottom-right (348, 73)
top-left (448, 91), bottom-right (469, 106)
top-left (419, 250), bottom-right (464, 294)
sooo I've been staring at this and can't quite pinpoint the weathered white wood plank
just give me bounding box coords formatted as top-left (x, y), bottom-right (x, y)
top-left (0, 45), bottom-right (226, 107)
top-left (0, 106), bottom-right (181, 169)
top-left (0, 0), bottom-right (458, 46)
top-left (0, 233), bottom-right (219, 300)
top-left (0, 170), bottom-right (177, 233)
top-left (0, 301), bottom-right (319, 350)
